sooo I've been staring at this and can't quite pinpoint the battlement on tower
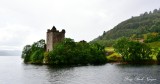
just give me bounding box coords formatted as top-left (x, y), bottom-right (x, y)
top-left (46, 26), bottom-right (65, 51)
top-left (47, 26), bottom-right (65, 33)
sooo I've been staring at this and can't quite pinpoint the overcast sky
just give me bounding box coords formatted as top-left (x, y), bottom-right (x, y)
top-left (0, 0), bottom-right (160, 51)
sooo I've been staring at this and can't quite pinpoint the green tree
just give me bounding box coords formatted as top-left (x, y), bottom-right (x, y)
top-left (48, 38), bottom-right (107, 65)
top-left (113, 37), bottom-right (130, 61)
top-left (22, 45), bottom-right (31, 63)
top-left (90, 43), bottom-right (106, 64)
top-left (114, 37), bottom-right (153, 63)
top-left (22, 38), bottom-right (107, 65)
top-left (22, 39), bottom-right (45, 64)
top-left (48, 38), bottom-right (76, 65)
top-left (30, 39), bottom-right (45, 63)
top-left (128, 41), bottom-right (152, 63)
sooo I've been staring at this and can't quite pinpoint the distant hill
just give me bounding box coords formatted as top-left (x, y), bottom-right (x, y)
top-left (0, 50), bottom-right (21, 56)
top-left (93, 8), bottom-right (160, 42)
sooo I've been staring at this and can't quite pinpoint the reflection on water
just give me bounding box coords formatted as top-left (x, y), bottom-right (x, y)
top-left (0, 56), bottom-right (159, 84)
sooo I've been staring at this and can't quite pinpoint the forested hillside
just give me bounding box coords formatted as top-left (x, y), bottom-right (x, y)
top-left (92, 8), bottom-right (160, 46)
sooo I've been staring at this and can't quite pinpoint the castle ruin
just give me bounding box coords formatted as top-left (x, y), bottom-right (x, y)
top-left (46, 26), bottom-right (65, 51)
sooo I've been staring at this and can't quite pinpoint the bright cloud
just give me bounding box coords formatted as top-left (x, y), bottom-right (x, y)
top-left (0, 0), bottom-right (160, 51)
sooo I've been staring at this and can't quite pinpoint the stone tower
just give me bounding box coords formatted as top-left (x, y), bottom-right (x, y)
top-left (46, 26), bottom-right (65, 51)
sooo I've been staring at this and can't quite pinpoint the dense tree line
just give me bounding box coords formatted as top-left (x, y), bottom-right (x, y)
top-left (93, 8), bottom-right (160, 42)
top-left (22, 38), bottom-right (107, 65)
top-left (45, 38), bottom-right (107, 65)
top-left (22, 39), bottom-right (46, 64)
top-left (113, 37), bottom-right (153, 64)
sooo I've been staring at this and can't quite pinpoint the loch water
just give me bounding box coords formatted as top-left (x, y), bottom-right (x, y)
top-left (0, 56), bottom-right (159, 84)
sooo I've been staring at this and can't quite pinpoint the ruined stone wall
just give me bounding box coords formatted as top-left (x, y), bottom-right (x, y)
top-left (46, 26), bottom-right (65, 51)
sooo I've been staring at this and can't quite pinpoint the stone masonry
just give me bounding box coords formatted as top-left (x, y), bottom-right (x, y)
top-left (46, 26), bottom-right (65, 51)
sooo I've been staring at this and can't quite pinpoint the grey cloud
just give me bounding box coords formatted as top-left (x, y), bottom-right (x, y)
top-left (0, 0), bottom-right (160, 51)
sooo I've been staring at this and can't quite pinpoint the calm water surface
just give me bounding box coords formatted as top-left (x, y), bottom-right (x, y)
top-left (0, 56), bottom-right (160, 84)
